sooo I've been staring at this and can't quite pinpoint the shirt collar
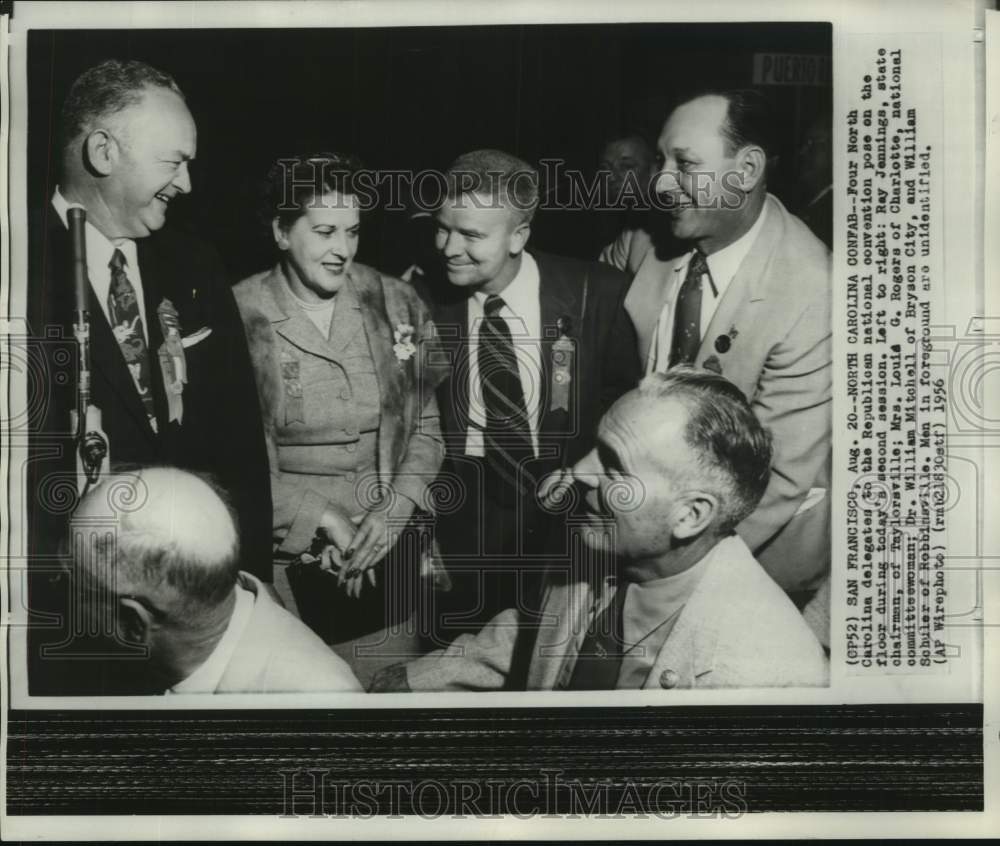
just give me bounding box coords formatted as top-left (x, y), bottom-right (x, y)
top-left (619, 542), bottom-right (716, 645)
top-left (51, 186), bottom-right (139, 273)
top-left (168, 580), bottom-right (255, 695)
top-left (472, 251), bottom-right (540, 315)
top-left (680, 199), bottom-right (768, 297)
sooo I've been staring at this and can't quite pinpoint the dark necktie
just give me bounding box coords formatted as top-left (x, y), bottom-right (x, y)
top-left (107, 248), bottom-right (157, 431)
top-left (566, 581), bottom-right (629, 690)
top-left (668, 249), bottom-right (711, 367)
top-left (478, 294), bottom-right (534, 506)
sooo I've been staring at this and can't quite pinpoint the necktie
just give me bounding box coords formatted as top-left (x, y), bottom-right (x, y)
top-left (478, 294), bottom-right (534, 506)
top-left (668, 249), bottom-right (711, 367)
top-left (107, 249), bottom-right (157, 432)
top-left (567, 581), bottom-right (630, 690)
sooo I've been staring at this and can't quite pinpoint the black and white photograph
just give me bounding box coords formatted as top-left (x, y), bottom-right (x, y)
top-left (0, 0), bottom-right (992, 837)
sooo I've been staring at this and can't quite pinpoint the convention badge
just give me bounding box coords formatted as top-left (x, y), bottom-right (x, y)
top-left (280, 347), bottom-right (305, 425)
top-left (157, 298), bottom-right (187, 423)
top-left (714, 324), bottom-right (739, 354)
top-left (549, 315), bottom-right (574, 413)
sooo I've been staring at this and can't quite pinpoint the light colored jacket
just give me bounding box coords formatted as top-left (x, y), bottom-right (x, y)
top-left (624, 194), bottom-right (832, 592)
top-left (234, 262), bottom-right (446, 555)
top-left (403, 535), bottom-right (829, 691)
top-left (216, 572), bottom-right (362, 693)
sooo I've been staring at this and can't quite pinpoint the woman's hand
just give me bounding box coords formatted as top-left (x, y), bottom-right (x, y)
top-left (339, 489), bottom-right (416, 591)
top-left (315, 506), bottom-right (354, 576)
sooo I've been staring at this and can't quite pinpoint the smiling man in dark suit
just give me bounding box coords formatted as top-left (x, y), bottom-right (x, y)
top-left (26, 59), bottom-right (271, 694)
top-left (423, 149), bottom-right (640, 643)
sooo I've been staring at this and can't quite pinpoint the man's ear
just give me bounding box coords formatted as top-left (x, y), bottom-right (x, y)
top-left (272, 218), bottom-right (290, 250)
top-left (672, 491), bottom-right (719, 541)
top-left (508, 219), bottom-right (531, 257)
top-left (84, 129), bottom-right (118, 177)
top-left (116, 596), bottom-right (154, 647)
top-left (736, 145), bottom-right (767, 193)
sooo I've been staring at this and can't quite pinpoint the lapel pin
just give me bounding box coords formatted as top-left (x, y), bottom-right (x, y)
top-left (714, 334), bottom-right (731, 353)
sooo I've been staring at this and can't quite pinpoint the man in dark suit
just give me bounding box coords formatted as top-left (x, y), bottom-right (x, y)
top-left (25, 59), bottom-right (271, 694)
top-left (423, 149), bottom-right (640, 644)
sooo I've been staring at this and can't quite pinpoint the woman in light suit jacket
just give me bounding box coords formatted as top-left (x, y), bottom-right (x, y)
top-left (234, 152), bottom-right (445, 674)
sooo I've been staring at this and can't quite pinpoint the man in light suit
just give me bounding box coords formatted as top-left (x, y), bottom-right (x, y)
top-left (69, 468), bottom-right (361, 694)
top-left (423, 149), bottom-right (640, 642)
top-left (26, 59), bottom-right (271, 693)
top-left (370, 368), bottom-right (828, 691)
top-left (625, 90), bottom-right (831, 615)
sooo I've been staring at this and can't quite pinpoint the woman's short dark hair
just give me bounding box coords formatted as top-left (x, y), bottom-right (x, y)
top-left (262, 151), bottom-right (364, 231)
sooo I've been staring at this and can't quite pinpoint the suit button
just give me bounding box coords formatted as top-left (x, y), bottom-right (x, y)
top-left (345, 443), bottom-right (356, 453)
top-left (343, 426), bottom-right (355, 436)
top-left (658, 669), bottom-right (680, 689)
top-left (339, 389), bottom-right (351, 400)
top-left (345, 472), bottom-right (356, 482)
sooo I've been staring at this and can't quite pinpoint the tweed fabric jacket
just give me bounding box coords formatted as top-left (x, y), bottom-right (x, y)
top-left (392, 534), bottom-right (828, 692)
top-left (234, 262), bottom-right (446, 555)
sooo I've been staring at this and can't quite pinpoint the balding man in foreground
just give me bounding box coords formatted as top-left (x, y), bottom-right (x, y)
top-left (70, 468), bottom-right (361, 694)
top-left (371, 369), bottom-right (827, 692)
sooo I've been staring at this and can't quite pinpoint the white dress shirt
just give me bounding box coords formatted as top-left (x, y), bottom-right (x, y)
top-left (167, 581), bottom-right (255, 694)
top-left (647, 202), bottom-right (769, 374)
top-left (51, 187), bottom-right (149, 344)
top-left (465, 251), bottom-right (542, 457)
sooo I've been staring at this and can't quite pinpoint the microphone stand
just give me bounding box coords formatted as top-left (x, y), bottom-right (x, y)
top-left (67, 207), bottom-right (109, 496)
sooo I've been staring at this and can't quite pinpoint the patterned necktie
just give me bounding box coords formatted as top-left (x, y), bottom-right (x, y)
top-left (668, 249), bottom-right (711, 367)
top-left (107, 248), bottom-right (157, 432)
top-left (567, 581), bottom-right (630, 690)
top-left (478, 294), bottom-right (534, 506)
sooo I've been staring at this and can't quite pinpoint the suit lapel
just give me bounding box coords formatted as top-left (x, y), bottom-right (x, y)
top-left (326, 275), bottom-right (364, 358)
top-left (527, 577), bottom-right (593, 690)
top-left (74, 236), bottom-right (158, 444)
top-left (641, 541), bottom-right (732, 689)
top-left (86, 284), bottom-right (159, 444)
top-left (534, 253), bottom-right (579, 441)
top-left (136, 238), bottom-right (170, 434)
top-left (267, 264), bottom-right (342, 363)
top-left (697, 196), bottom-right (780, 376)
top-left (433, 296), bottom-right (471, 441)
top-left (351, 265), bottom-right (404, 483)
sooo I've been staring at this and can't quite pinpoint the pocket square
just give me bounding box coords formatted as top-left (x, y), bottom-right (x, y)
top-left (181, 327), bottom-right (212, 349)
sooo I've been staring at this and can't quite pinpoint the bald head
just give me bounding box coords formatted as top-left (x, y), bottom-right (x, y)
top-left (72, 467), bottom-right (239, 616)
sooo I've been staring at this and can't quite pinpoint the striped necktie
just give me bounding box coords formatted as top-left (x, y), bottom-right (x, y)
top-left (479, 294), bottom-right (534, 506)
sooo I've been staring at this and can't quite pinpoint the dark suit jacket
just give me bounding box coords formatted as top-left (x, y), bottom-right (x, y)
top-left (429, 250), bottom-right (640, 482)
top-left (25, 207), bottom-right (273, 693)
top-left (26, 209), bottom-right (272, 571)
